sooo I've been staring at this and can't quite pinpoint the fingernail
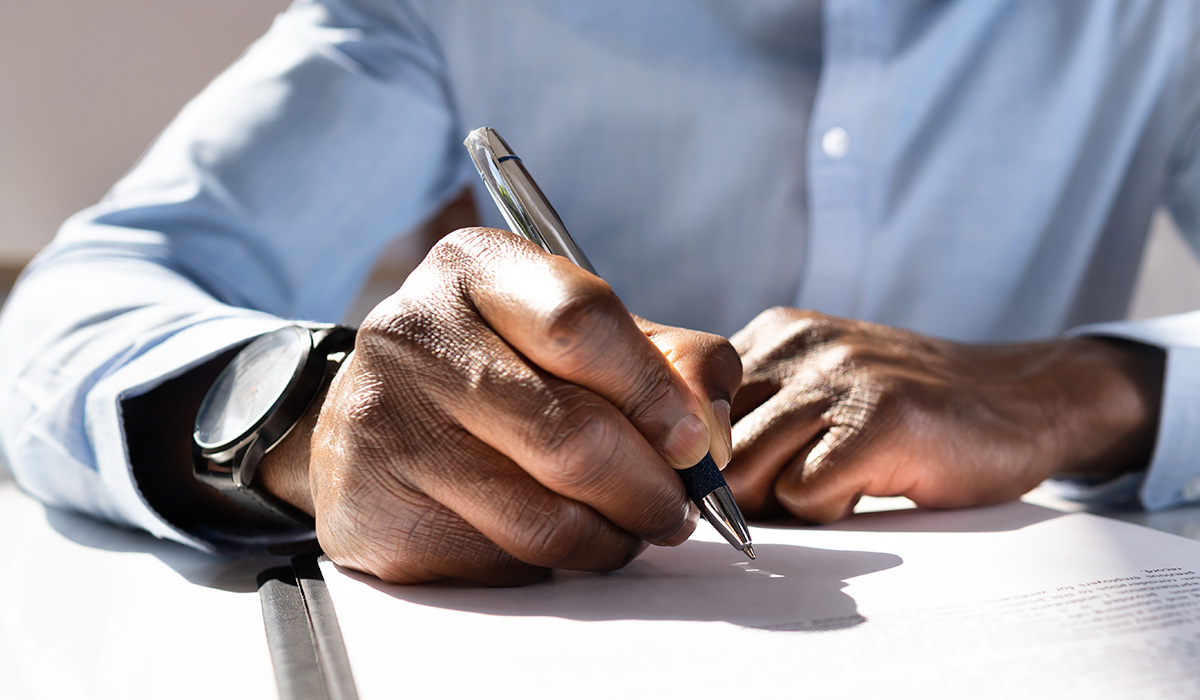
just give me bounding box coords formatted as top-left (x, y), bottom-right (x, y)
top-left (662, 414), bottom-right (709, 468)
top-left (711, 399), bottom-right (733, 468)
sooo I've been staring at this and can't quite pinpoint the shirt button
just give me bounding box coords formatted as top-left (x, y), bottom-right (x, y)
top-left (1183, 477), bottom-right (1200, 501)
top-left (822, 127), bottom-right (850, 160)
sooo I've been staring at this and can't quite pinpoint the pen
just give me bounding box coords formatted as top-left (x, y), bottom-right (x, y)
top-left (464, 126), bottom-right (755, 560)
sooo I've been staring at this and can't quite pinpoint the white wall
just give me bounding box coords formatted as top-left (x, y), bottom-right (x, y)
top-left (1, 2), bottom-right (1198, 320)
top-left (0, 0), bottom-right (288, 265)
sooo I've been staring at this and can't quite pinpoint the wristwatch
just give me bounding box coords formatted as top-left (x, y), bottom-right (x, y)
top-left (192, 324), bottom-right (355, 530)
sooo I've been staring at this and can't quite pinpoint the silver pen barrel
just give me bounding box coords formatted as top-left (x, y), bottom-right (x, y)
top-left (464, 127), bottom-right (597, 275)
top-left (464, 126), bottom-right (754, 559)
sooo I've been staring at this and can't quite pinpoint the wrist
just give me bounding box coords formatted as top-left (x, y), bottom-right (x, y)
top-left (1042, 337), bottom-right (1163, 480)
top-left (257, 380), bottom-right (330, 517)
top-left (191, 325), bottom-right (353, 534)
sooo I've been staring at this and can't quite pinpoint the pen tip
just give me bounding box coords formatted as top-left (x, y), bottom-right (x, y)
top-left (743, 544), bottom-right (756, 560)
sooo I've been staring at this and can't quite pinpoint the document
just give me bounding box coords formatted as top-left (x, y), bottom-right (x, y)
top-left (319, 501), bottom-right (1200, 699)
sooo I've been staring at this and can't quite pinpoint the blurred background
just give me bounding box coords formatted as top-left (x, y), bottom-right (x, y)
top-left (2, 0), bottom-right (1199, 320)
top-left (0, 1), bottom-right (280, 290)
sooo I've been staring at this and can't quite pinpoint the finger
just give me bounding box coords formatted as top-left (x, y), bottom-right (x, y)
top-left (773, 425), bottom-right (870, 523)
top-left (313, 368), bottom-right (656, 580)
top-left (318, 489), bottom-right (552, 587)
top-left (405, 419), bottom-right (668, 570)
top-left (328, 330), bottom-right (691, 566)
top-left (773, 416), bottom-right (917, 524)
top-left (427, 323), bottom-right (698, 546)
top-left (353, 237), bottom-right (699, 554)
top-left (637, 318), bottom-right (742, 467)
top-left (310, 411), bottom-right (552, 586)
top-left (310, 396), bottom-right (555, 585)
top-left (721, 388), bottom-right (830, 517)
top-left (729, 371), bottom-right (782, 424)
top-left (730, 307), bottom-right (833, 365)
top-left (445, 228), bottom-right (714, 469)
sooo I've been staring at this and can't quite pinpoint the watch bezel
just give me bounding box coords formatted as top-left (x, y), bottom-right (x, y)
top-left (191, 324), bottom-right (354, 532)
top-left (194, 326), bottom-right (325, 465)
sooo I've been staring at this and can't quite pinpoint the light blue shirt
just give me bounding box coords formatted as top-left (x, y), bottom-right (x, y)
top-left (4, 0), bottom-right (1200, 550)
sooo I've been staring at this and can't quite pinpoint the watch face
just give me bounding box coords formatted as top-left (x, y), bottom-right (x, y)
top-left (194, 327), bottom-right (312, 452)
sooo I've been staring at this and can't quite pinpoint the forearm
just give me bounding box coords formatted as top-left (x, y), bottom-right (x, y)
top-left (0, 0), bottom-right (484, 549)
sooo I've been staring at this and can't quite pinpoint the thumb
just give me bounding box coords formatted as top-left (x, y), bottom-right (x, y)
top-left (637, 318), bottom-right (742, 467)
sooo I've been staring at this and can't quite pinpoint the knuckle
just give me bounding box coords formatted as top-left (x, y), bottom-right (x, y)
top-left (622, 362), bottom-right (677, 422)
top-left (840, 369), bottom-right (899, 412)
top-left (785, 312), bottom-right (836, 347)
top-left (426, 226), bottom-right (497, 269)
top-left (816, 342), bottom-right (858, 376)
top-left (738, 308), bottom-right (839, 368)
top-left (536, 392), bottom-right (620, 492)
top-left (360, 233), bottom-right (501, 350)
top-left (539, 283), bottom-right (624, 369)
top-left (630, 491), bottom-right (691, 544)
top-left (745, 305), bottom-right (791, 330)
top-left (456, 348), bottom-right (529, 402)
top-left (749, 306), bottom-right (824, 335)
top-left (762, 305), bottom-right (803, 325)
top-left (707, 335), bottom-right (744, 388)
top-left (597, 539), bottom-right (648, 572)
top-left (806, 338), bottom-right (882, 396)
top-left (356, 311), bottom-right (443, 388)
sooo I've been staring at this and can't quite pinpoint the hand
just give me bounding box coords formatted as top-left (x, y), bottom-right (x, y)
top-left (720, 308), bottom-right (1164, 523)
top-left (261, 228), bottom-right (740, 585)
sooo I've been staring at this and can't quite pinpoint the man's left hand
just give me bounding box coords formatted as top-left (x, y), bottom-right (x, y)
top-left (721, 308), bottom-right (1164, 522)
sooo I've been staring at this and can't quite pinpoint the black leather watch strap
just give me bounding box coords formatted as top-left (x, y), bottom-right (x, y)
top-left (195, 434), bottom-right (318, 530)
top-left (193, 324), bottom-right (355, 532)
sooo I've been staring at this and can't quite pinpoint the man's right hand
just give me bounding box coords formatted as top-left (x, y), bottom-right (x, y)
top-left (260, 227), bottom-right (740, 586)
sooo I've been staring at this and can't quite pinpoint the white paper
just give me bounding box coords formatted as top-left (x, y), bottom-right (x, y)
top-left (320, 501), bottom-right (1200, 700)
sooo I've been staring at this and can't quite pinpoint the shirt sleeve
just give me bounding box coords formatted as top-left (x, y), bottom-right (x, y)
top-left (0, 0), bottom-right (469, 551)
top-left (1061, 24), bottom-right (1200, 511)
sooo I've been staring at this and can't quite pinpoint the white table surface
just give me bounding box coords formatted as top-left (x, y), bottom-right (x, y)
top-left (0, 472), bottom-right (287, 700)
top-left (2, 466), bottom-right (1197, 700)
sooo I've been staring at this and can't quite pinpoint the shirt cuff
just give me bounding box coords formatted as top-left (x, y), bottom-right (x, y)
top-left (1067, 312), bottom-right (1200, 511)
top-left (87, 313), bottom-right (303, 553)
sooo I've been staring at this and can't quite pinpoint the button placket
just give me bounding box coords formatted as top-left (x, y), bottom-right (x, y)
top-left (795, 0), bottom-right (883, 317)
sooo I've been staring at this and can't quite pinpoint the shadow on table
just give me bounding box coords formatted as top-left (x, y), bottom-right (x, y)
top-left (343, 539), bottom-right (902, 632)
top-left (809, 498), bottom-right (1066, 534)
top-left (42, 505), bottom-right (287, 593)
top-left (338, 499), bottom-right (1072, 632)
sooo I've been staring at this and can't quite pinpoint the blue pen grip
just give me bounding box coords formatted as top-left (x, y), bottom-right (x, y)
top-left (678, 453), bottom-right (727, 502)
